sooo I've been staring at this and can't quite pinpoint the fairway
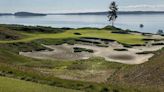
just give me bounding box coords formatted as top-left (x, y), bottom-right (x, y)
top-left (0, 77), bottom-right (81, 92)
top-left (0, 29), bottom-right (145, 44)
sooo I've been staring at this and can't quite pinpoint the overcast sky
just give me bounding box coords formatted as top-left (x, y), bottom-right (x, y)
top-left (0, 0), bottom-right (164, 13)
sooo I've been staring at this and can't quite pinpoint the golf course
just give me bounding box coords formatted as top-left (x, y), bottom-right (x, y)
top-left (0, 24), bottom-right (164, 92)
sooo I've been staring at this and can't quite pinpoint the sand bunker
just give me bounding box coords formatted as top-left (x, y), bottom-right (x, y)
top-left (20, 45), bottom-right (92, 61)
top-left (109, 54), bottom-right (134, 60)
top-left (20, 42), bottom-right (164, 64)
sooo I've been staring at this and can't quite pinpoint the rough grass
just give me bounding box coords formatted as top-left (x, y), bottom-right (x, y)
top-left (0, 43), bottom-right (163, 92)
top-left (0, 76), bottom-right (81, 92)
top-left (108, 48), bottom-right (164, 91)
top-left (0, 46), bottom-right (145, 92)
top-left (0, 27), bottom-right (28, 41)
top-left (0, 29), bottom-right (145, 44)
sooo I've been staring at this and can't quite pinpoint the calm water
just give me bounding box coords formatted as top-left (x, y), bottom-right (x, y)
top-left (0, 14), bottom-right (164, 33)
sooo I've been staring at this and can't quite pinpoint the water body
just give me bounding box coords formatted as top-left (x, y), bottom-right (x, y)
top-left (0, 14), bottom-right (164, 33)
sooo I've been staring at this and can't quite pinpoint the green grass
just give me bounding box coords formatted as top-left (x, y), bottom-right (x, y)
top-left (0, 76), bottom-right (81, 92)
top-left (0, 29), bottom-right (145, 44)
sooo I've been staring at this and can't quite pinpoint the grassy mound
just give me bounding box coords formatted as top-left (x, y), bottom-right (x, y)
top-left (73, 47), bottom-right (94, 53)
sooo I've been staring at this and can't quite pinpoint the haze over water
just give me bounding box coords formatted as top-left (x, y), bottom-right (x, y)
top-left (0, 14), bottom-right (164, 33)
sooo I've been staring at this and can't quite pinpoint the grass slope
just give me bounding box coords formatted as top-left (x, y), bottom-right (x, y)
top-left (0, 77), bottom-right (81, 92)
top-left (0, 29), bottom-right (145, 44)
top-left (0, 46), bottom-right (144, 92)
top-left (116, 48), bottom-right (164, 85)
top-left (108, 48), bottom-right (164, 91)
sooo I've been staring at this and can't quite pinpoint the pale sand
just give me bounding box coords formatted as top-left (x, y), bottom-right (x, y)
top-left (20, 43), bottom-right (164, 64)
top-left (71, 44), bottom-right (155, 64)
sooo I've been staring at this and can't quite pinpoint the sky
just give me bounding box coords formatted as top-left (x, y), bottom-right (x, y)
top-left (0, 0), bottom-right (164, 13)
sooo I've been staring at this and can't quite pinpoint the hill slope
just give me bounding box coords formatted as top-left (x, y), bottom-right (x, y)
top-left (109, 48), bottom-right (164, 90)
top-left (14, 12), bottom-right (46, 16)
top-left (0, 76), bottom-right (81, 92)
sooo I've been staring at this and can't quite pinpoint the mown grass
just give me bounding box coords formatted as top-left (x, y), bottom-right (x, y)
top-left (0, 76), bottom-right (81, 92)
top-left (0, 29), bottom-right (145, 44)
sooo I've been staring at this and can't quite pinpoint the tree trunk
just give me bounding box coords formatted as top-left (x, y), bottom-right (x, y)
top-left (112, 20), bottom-right (114, 27)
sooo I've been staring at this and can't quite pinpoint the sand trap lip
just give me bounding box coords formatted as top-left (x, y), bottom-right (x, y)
top-left (20, 43), bottom-right (164, 64)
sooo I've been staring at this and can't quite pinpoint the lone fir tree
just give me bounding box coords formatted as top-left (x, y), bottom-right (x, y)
top-left (108, 1), bottom-right (118, 26)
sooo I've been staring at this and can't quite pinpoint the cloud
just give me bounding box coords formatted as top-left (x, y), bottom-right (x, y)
top-left (47, 9), bottom-right (107, 13)
top-left (120, 4), bottom-right (164, 11)
top-left (126, 5), bottom-right (164, 8)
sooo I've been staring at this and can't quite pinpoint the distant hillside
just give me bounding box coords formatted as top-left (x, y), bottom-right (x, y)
top-left (14, 12), bottom-right (47, 16)
top-left (0, 13), bottom-right (13, 16)
top-left (52, 11), bottom-right (164, 15)
top-left (1, 11), bottom-right (164, 16)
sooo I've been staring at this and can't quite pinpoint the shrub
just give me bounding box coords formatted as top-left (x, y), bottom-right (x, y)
top-left (136, 51), bottom-right (154, 55)
top-left (7, 71), bottom-right (13, 74)
top-left (66, 39), bottom-right (76, 45)
top-left (20, 76), bottom-right (26, 80)
top-left (24, 77), bottom-right (33, 81)
top-left (103, 25), bottom-right (121, 30)
top-left (96, 44), bottom-right (109, 47)
top-left (73, 47), bottom-right (94, 53)
top-left (100, 87), bottom-right (110, 92)
top-left (4, 24), bottom-right (71, 33)
top-left (131, 44), bottom-right (145, 46)
top-left (121, 43), bottom-right (132, 48)
top-left (152, 43), bottom-right (164, 46)
top-left (114, 49), bottom-right (128, 51)
top-left (113, 89), bottom-right (119, 92)
top-left (111, 31), bottom-right (129, 34)
top-left (74, 32), bottom-right (82, 35)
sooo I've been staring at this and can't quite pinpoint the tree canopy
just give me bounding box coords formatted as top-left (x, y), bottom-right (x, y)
top-left (108, 1), bottom-right (118, 26)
